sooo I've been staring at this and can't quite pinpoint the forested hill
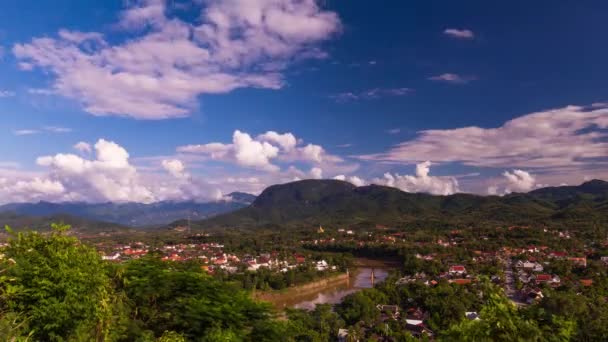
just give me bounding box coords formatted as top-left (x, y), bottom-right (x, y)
top-left (0, 212), bottom-right (127, 233)
top-left (192, 179), bottom-right (608, 229)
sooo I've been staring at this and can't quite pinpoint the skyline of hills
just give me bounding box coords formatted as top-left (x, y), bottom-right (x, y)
top-left (193, 179), bottom-right (608, 229)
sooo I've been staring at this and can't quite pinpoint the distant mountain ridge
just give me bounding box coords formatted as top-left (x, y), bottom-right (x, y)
top-left (0, 212), bottom-right (127, 233)
top-left (0, 192), bottom-right (256, 227)
top-left (195, 179), bottom-right (608, 229)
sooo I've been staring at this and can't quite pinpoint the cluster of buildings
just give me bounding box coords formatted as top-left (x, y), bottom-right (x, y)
top-left (98, 241), bottom-right (335, 275)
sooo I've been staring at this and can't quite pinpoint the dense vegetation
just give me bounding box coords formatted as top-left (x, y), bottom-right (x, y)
top-left (195, 179), bottom-right (608, 230)
top-left (3, 218), bottom-right (608, 340)
top-left (0, 212), bottom-right (127, 233)
top-left (0, 224), bottom-right (273, 341)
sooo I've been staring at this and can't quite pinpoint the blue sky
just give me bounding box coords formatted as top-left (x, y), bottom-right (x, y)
top-left (0, 0), bottom-right (607, 203)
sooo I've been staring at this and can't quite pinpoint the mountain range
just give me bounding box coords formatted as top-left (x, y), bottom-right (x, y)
top-left (192, 179), bottom-right (608, 229)
top-left (0, 192), bottom-right (256, 227)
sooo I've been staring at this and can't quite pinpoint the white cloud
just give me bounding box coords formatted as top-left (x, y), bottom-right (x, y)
top-left (162, 159), bottom-right (188, 179)
top-left (27, 88), bottom-right (54, 95)
top-left (387, 128), bottom-right (401, 135)
top-left (13, 126), bottom-right (72, 136)
top-left (333, 174), bottom-right (366, 186)
top-left (503, 169), bottom-right (536, 193)
top-left (0, 177), bottom-right (66, 203)
top-left (428, 73), bottom-right (475, 84)
top-left (178, 129), bottom-right (345, 171)
top-left (44, 126), bottom-right (72, 133)
top-left (361, 105), bottom-right (608, 172)
top-left (331, 87), bottom-right (412, 102)
top-left (257, 131), bottom-right (297, 151)
top-left (57, 29), bottom-right (106, 45)
top-left (233, 130), bottom-right (280, 171)
top-left (117, 0), bottom-right (166, 30)
top-left (14, 0), bottom-right (341, 119)
top-left (444, 28), bottom-right (475, 39)
top-left (310, 167), bottom-right (323, 179)
top-left (487, 185), bottom-right (498, 195)
top-left (73, 141), bottom-right (92, 153)
top-left (8, 139), bottom-right (225, 203)
top-left (372, 161), bottom-right (459, 195)
top-left (13, 129), bottom-right (39, 136)
top-left (34, 139), bottom-right (154, 202)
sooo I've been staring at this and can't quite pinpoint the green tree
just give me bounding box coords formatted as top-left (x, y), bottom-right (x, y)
top-left (442, 283), bottom-right (542, 341)
top-left (0, 223), bottom-right (114, 341)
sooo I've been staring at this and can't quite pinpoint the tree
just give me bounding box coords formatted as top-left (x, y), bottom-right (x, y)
top-left (442, 282), bottom-right (542, 341)
top-left (0, 223), bottom-right (114, 341)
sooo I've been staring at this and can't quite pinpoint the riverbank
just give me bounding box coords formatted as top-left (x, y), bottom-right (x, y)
top-left (253, 272), bottom-right (350, 307)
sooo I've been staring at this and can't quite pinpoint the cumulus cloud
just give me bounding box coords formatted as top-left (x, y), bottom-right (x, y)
top-left (310, 167), bottom-right (323, 179)
top-left (485, 169), bottom-right (538, 195)
top-left (73, 141), bottom-right (92, 153)
top-left (330, 87), bottom-right (412, 102)
top-left (162, 159), bottom-right (188, 179)
top-left (177, 130), bottom-right (281, 171)
top-left (443, 28), bottom-right (475, 39)
top-left (428, 73), bottom-right (475, 84)
top-left (333, 174), bottom-right (366, 186)
top-left (35, 139), bottom-right (154, 202)
top-left (257, 131), bottom-right (297, 151)
top-left (360, 105), bottom-right (608, 173)
top-left (0, 177), bottom-right (66, 203)
top-left (503, 169), bottom-right (537, 193)
top-left (178, 129), bottom-right (344, 171)
top-left (371, 161), bottom-right (459, 195)
top-left (14, 0), bottom-right (341, 119)
top-left (0, 138), bottom-right (228, 204)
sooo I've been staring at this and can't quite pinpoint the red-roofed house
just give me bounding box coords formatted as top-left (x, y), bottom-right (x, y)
top-left (449, 265), bottom-right (467, 276)
top-left (569, 257), bottom-right (587, 268)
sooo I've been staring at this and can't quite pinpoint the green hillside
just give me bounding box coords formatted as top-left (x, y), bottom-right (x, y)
top-left (192, 179), bottom-right (608, 229)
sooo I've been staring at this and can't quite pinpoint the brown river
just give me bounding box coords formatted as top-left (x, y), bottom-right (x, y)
top-left (292, 267), bottom-right (389, 310)
top-left (260, 263), bottom-right (393, 310)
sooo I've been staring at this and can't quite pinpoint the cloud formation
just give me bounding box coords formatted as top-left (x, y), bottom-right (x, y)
top-left (333, 174), bottom-right (366, 186)
top-left (12, 126), bottom-right (72, 136)
top-left (487, 169), bottom-right (538, 195)
top-left (177, 129), bottom-right (343, 172)
top-left (0, 138), bottom-right (227, 204)
top-left (371, 161), bottom-right (459, 195)
top-left (503, 169), bottom-right (537, 193)
top-left (13, 129), bottom-right (39, 136)
top-left (361, 105), bottom-right (608, 171)
top-left (331, 87), bottom-right (412, 102)
top-left (162, 159), bottom-right (188, 179)
top-left (13, 0), bottom-right (341, 119)
top-left (443, 28), bottom-right (475, 39)
top-left (73, 141), bottom-right (92, 153)
top-left (428, 73), bottom-right (475, 84)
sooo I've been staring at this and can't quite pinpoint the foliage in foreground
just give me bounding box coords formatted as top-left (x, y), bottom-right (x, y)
top-left (0, 223), bottom-right (273, 341)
